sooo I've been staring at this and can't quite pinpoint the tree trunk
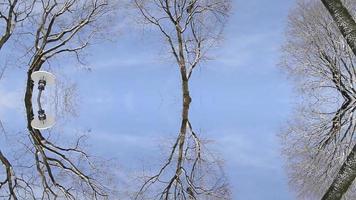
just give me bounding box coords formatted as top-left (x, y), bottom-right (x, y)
top-left (25, 57), bottom-right (44, 121)
top-left (321, 0), bottom-right (356, 56)
top-left (182, 78), bottom-right (191, 107)
top-left (320, 1), bottom-right (356, 198)
top-left (0, 0), bottom-right (17, 51)
top-left (24, 70), bottom-right (35, 123)
top-left (24, 69), bottom-right (46, 142)
top-left (322, 144), bottom-right (356, 200)
top-left (177, 93), bottom-right (190, 176)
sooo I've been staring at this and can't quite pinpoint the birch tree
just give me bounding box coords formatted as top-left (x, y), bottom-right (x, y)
top-left (322, 140), bottom-right (356, 200)
top-left (133, 1), bottom-right (231, 199)
top-left (134, 0), bottom-right (230, 105)
top-left (321, 0), bottom-right (356, 56)
top-left (319, 1), bottom-right (356, 198)
top-left (280, 0), bottom-right (356, 199)
top-left (135, 96), bottom-right (230, 200)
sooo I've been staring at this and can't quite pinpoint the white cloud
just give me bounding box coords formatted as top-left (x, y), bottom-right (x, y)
top-left (207, 129), bottom-right (282, 171)
top-left (0, 88), bottom-right (22, 113)
top-left (206, 31), bottom-right (281, 72)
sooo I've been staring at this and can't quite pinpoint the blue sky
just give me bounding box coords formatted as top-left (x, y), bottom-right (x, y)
top-left (0, 0), bottom-right (298, 199)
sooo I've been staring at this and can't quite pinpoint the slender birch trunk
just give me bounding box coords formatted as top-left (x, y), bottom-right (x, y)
top-left (321, 0), bottom-right (356, 56)
top-left (322, 144), bottom-right (356, 200)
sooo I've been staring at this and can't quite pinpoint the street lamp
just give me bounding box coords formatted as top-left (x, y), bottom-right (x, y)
top-left (30, 71), bottom-right (56, 130)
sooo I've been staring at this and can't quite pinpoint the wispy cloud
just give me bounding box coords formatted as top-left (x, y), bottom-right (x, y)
top-left (0, 88), bottom-right (22, 113)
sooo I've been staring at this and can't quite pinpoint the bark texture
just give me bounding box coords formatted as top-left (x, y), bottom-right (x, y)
top-left (320, 1), bottom-right (356, 199)
top-left (322, 143), bottom-right (356, 200)
top-left (321, 0), bottom-right (356, 56)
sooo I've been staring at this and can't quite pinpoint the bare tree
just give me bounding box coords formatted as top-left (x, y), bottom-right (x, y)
top-left (280, 0), bottom-right (356, 199)
top-left (318, 1), bottom-right (356, 198)
top-left (281, 100), bottom-right (356, 199)
top-left (0, 76), bottom-right (115, 200)
top-left (0, 0), bottom-right (34, 50)
top-left (0, 0), bottom-right (35, 82)
top-left (321, 0), bottom-right (356, 56)
top-left (135, 97), bottom-right (230, 200)
top-left (24, 81), bottom-right (111, 199)
top-left (0, 0), bottom-right (118, 199)
top-left (0, 1), bottom-right (35, 198)
top-left (20, 1), bottom-right (115, 199)
top-left (133, 1), bottom-right (231, 199)
top-left (134, 0), bottom-right (230, 105)
top-left (23, 0), bottom-right (113, 104)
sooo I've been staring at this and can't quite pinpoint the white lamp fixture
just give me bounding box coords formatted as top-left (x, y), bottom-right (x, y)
top-left (31, 115), bottom-right (55, 130)
top-left (31, 71), bottom-right (56, 86)
top-left (30, 71), bottom-right (56, 130)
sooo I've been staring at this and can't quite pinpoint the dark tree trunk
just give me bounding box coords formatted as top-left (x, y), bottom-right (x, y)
top-left (322, 144), bottom-right (356, 200)
top-left (24, 68), bottom-right (46, 142)
top-left (25, 57), bottom-right (44, 123)
top-left (24, 70), bottom-right (35, 124)
top-left (321, 0), bottom-right (356, 56)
